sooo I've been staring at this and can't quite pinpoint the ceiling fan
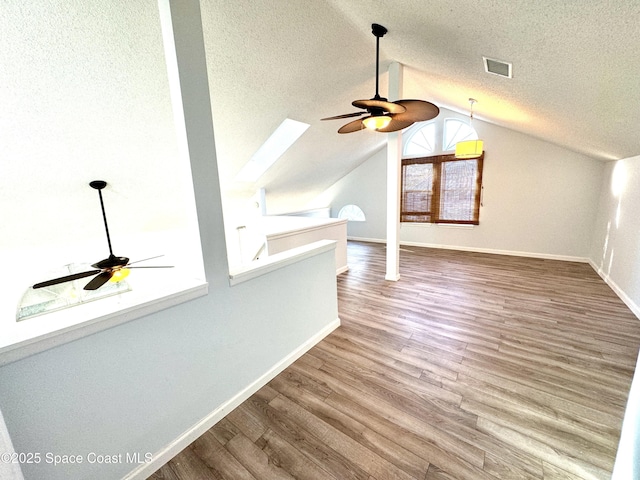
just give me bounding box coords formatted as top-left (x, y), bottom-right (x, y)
top-left (322, 23), bottom-right (440, 133)
top-left (33, 180), bottom-right (172, 291)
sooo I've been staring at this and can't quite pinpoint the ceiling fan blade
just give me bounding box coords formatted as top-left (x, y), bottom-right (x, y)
top-left (84, 271), bottom-right (113, 291)
top-left (375, 100), bottom-right (441, 133)
top-left (321, 112), bottom-right (366, 121)
top-left (376, 118), bottom-right (415, 133)
top-left (338, 118), bottom-right (366, 134)
top-left (126, 255), bottom-right (166, 266)
top-left (127, 266), bottom-right (174, 269)
top-left (33, 269), bottom-right (102, 289)
top-left (127, 255), bottom-right (173, 269)
top-left (391, 99), bottom-right (440, 123)
top-left (352, 99), bottom-right (406, 114)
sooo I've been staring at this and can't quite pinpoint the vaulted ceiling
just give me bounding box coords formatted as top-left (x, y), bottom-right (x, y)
top-left (3, 0), bottom-right (640, 257)
top-left (201, 0), bottom-right (640, 213)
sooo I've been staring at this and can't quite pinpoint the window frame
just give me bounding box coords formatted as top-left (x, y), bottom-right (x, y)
top-left (401, 153), bottom-right (484, 225)
top-left (442, 118), bottom-right (478, 151)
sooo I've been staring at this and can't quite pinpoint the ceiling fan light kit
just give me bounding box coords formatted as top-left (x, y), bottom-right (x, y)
top-left (362, 114), bottom-right (392, 130)
top-left (322, 23), bottom-right (439, 134)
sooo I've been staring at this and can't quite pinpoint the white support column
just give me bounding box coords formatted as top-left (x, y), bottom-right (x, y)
top-left (385, 61), bottom-right (403, 281)
top-left (158, 0), bottom-right (229, 286)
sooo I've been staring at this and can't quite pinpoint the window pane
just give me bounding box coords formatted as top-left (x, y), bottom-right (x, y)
top-left (443, 118), bottom-right (477, 151)
top-left (404, 122), bottom-right (436, 157)
top-left (402, 163), bottom-right (433, 222)
top-left (401, 153), bottom-right (483, 225)
top-left (439, 160), bottom-right (478, 221)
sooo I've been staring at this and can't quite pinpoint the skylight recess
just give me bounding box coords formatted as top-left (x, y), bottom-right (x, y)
top-left (236, 118), bottom-right (310, 182)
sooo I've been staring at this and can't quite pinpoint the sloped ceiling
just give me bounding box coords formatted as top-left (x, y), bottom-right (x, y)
top-left (201, 0), bottom-right (640, 213)
top-left (3, 0), bottom-right (640, 259)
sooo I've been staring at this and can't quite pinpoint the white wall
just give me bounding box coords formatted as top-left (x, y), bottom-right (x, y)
top-left (589, 156), bottom-right (640, 316)
top-left (590, 156), bottom-right (640, 478)
top-left (323, 110), bottom-right (605, 260)
top-left (323, 148), bottom-right (388, 240)
top-left (0, 0), bottom-right (198, 254)
top-left (0, 2), bottom-right (339, 479)
top-left (0, 0), bottom-right (205, 343)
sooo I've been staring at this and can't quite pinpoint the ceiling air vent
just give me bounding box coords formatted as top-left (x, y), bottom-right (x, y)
top-left (483, 56), bottom-right (512, 78)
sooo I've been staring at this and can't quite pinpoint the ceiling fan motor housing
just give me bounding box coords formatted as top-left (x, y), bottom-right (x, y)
top-left (92, 255), bottom-right (130, 270)
top-left (371, 23), bottom-right (387, 38)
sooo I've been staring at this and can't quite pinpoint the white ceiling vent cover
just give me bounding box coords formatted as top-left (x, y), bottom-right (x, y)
top-left (483, 56), bottom-right (512, 78)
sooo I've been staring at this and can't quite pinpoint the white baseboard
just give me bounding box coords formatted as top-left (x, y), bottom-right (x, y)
top-left (589, 260), bottom-right (640, 320)
top-left (347, 236), bottom-right (589, 263)
top-left (402, 241), bottom-right (590, 263)
top-left (123, 317), bottom-right (341, 480)
top-left (348, 236), bottom-right (638, 321)
top-left (336, 265), bottom-right (349, 275)
top-left (348, 236), bottom-right (386, 244)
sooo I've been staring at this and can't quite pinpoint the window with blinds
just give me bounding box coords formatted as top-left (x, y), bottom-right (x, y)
top-left (401, 153), bottom-right (484, 225)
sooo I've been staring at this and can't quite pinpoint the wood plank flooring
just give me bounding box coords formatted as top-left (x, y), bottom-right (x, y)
top-left (149, 241), bottom-right (640, 479)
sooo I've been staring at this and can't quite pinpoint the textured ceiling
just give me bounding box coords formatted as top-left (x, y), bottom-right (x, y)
top-left (1, 1), bottom-right (193, 254)
top-left (3, 0), bottom-right (640, 254)
top-left (201, 0), bottom-right (640, 213)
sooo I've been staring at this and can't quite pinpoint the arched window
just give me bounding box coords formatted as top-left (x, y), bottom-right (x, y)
top-left (403, 121), bottom-right (436, 157)
top-left (403, 117), bottom-right (478, 156)
top-left (338, 204), bottom-right (366, 221)
top-left (442, 118), bottom-right (478, 151)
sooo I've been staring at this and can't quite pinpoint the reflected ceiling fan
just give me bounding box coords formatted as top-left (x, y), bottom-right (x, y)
top-left (322, 23), bottom-right (439, 133)
top-left (33, 180), bottom-right (172, 291)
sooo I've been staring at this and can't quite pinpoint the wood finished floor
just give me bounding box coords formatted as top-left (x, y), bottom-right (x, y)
top-left (149, 241), bottom-right (640, 480)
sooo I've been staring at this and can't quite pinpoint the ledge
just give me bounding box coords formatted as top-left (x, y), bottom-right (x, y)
top-left (264, 217), bottom-right (348, 241)
top-left (0, 278), bottom-right (208, 366)
top-left (229, 240), bottom-right (336, 286)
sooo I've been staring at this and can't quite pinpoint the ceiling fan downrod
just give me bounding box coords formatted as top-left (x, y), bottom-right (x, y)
top-left (89, 180), bottom-right (115, 259)
top-left (88, 180), bottom-right (130, 271)
top-left (372, 23), bottom-right (388, 101)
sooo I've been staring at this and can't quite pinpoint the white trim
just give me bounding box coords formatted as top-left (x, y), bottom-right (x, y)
top-left (264, 219), bottom-right (347, 241)
top-left (400, 240), bottom-right (589, 263)
top-left (589, 260), bottom-right (640, 320)
top-left (123, 317), bottom-right (341, 480)
top-left (348, 236), bottom-right (387, 244)
top-left (346, 237), bottom-right (639, 321)
top-left (278, 207), bottom-right (331, 218)
top-left (336, 265), bottom-right (349, 275)
top-left (347, 236), bottom-right (589, 263)
top-left (228, 240), bottom-right (336, 286)
top-left (0, 281), bottom-right (208, 367)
